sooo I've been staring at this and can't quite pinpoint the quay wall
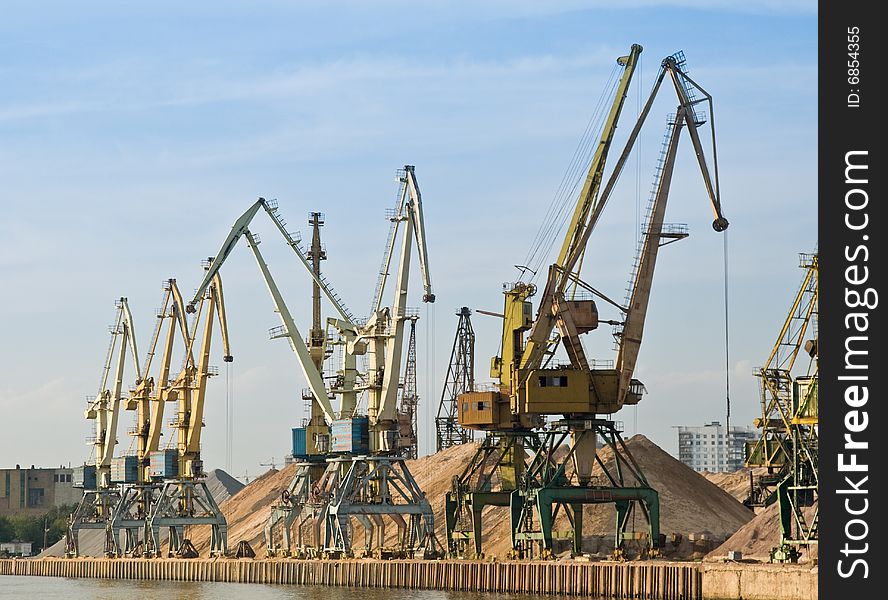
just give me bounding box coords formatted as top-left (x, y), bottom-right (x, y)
top-left (1, 557), bottom-right (701, 598)
top-left (1, 558), bottom-right (817, 599)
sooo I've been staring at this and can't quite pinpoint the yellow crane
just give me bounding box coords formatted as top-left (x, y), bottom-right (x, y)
top-left (744, 253), bottom-right (818, 562)
top-left (66, 297), bottom-right (142, 558)
top-left (87, 298), bottom-right (142, 489)
top-left (106, 273), bottom-right (232, 558)
top-left (145, 266), bottom-right (232, 557)
top-left (127, 279), bottom-right (191, 482)
top-left (471, 47), bottom-right (728, 432)
top-left (170, 268), bottom-right (232, 480)
top-left (448, 47), bottom-right (729, 559)
top-left (110, 279), bottom-right (192, 557)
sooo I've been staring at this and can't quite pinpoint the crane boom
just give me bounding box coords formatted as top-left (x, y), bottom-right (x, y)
top-left (467, 49), bottom-right (729, 432)
top-left (188, 198), bottom-right (355, 326)
top-left (119, 299), bottom-right (142, 384)
top-left (244, 230), bottom-right (338, 423)
top-left (177, 270), bottom-right (232, 477)
top-left (608, 58), bottom-right (729, 405)
top-left (365, 166), bottom-right (435, 452)
top-left (557, 44), bottom-right (644, 271)
top-left (407, 168), bottom-right (435, 304)
top-left (519, 44), bottom-right (641, 375)
top-left (372, 167), bottom-right (435, 314)
top-left (614, 108), bottom-right (685, 405)
top-left (145, 281), bottom-right (191, 467)
top-left (85, 298), bottom-right (142, 487)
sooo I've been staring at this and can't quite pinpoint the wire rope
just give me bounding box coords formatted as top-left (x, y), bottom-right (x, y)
top-left (723, 229), bottom-right (731, 451)
top-left (521, 64), bottom-right (621, 282)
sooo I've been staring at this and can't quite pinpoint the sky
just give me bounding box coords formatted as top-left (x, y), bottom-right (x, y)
top-left (0, 1), bottom-right (816, 480)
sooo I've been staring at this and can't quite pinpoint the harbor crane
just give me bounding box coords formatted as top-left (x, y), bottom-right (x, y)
top-left (192, 166), bottom-right (439, 558)
top-left (109, 279), bottom-right (191, 556)
top-left (108, 272), bottom-right (232, 558)
top-left (66, 298), bottom-right (142, 557)
top-left (188, 199), bottom-right (353, 450)
top-left (145, 265), bottom-right (232, 557)
top-left (744, 253), bottom-right (818, 562)
top-left (446, 45), bottom-right (729, 559)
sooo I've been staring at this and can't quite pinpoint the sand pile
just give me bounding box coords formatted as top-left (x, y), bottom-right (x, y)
top-left (605, 436), bottom-right (754, 538)
top-left (39, 468), bottom-right (245, 557)
top-left (467, 435), bottom-right (755, 557)
top-left (410, 435), bottom-right (754, 558)
top-left (204, 468), bottom-right (246, 504)
top-left (701, 469), bottom-right (765, 503)
top-left (40, 529), bottom-right (106, 558)
top-left (706, 501), bottom-right (818, 562)
top-left (123, 436), bottom-right (754, 559)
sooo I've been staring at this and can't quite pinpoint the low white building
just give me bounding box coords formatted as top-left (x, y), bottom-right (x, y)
top-left (676, 421), bottom-right (757, 472)
top-left (1, 541), bottom-right (33, 556)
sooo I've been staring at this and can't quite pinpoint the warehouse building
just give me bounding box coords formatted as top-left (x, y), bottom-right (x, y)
top-left (0, 465), bottom-right (81, 517)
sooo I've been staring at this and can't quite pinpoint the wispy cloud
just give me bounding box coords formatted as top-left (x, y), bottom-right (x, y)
top-left (1, 51), bottom-right (622, 123)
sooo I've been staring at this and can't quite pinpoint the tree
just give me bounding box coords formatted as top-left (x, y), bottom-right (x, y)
top-left (0, 504), bottom-right (75, 552)
top-left (0, 516), bottom-right (14, 543)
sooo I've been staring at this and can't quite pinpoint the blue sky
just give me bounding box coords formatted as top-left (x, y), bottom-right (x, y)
top-left (0, 1), bottom-right (816, 478)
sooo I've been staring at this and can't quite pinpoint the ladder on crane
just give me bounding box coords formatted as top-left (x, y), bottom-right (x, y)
top-left (263, 200), bottom-right (358, 325)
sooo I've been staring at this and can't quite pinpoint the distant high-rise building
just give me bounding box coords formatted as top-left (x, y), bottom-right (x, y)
top-left (676, 422), bottom-right (757, 473)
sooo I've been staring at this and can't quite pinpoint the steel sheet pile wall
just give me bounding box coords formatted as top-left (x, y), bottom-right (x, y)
top-left (1, 558), bottom-right (702, 599)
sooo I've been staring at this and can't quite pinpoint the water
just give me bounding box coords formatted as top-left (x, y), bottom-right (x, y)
top-left (0, 576), bottom-right (538, 600)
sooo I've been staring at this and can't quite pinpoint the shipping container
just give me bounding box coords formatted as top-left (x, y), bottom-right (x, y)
top-left (110, 455), bottom-right (140, 483)
top-left (292, 427), bottom-right (307, 458)
top-left (72, 465), bottom-right (96, 489)
top-left (331, 416), bottom-right (369, 454)
top-left (149, 449), bottom-right (179, 479)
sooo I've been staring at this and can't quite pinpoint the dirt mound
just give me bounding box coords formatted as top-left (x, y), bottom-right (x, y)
top-left (39, 529), bottom-right (103, 558)
top-left (706, 501), bottom-right (818, 562)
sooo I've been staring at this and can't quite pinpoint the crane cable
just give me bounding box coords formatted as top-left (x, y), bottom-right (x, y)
top-left (226, 361), bottom-right (233, 473)
top-left (521, 64), bottom-right (621, 282)
top-left (425, 303), bottom-right (435, 458)
top-left (633, 54), bottom-right (642, 437)
top-left (723, 227), bottom-right (731, 453)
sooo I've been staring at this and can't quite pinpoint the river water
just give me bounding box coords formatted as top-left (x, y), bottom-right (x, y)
top-left (0, 576), bottom-right (537, 599)
top-left (0, 575), bottom-right (790, 599)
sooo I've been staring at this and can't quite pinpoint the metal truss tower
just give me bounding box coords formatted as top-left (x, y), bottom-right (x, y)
top-left (435, 307), bottom-right (475, 452)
